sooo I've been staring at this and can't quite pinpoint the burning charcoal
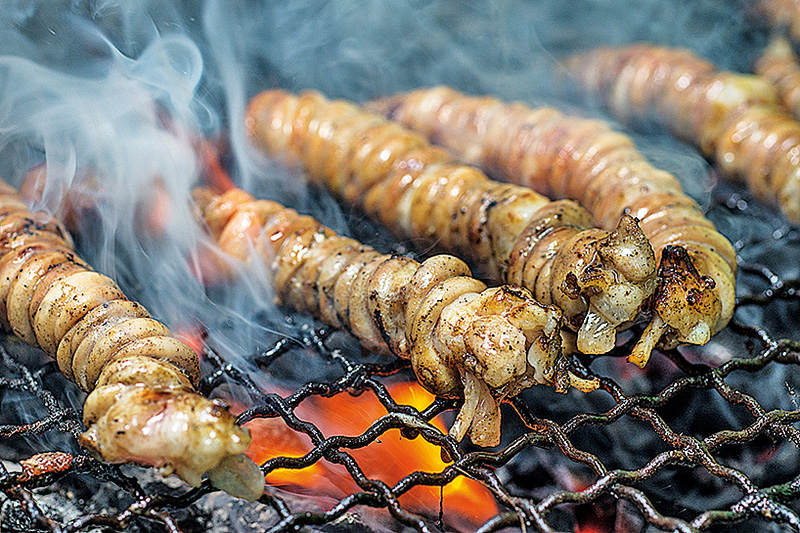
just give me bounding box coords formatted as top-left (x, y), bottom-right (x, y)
top-left (245, 89), bottom-right (659, 357)
top-left (193, 185), bottom-right (590, 447)
top-left (201, 491), bottom-right (377, 533)
top-left (368, 86), bottom-right (737, 366)
top-left (241, 381), bottom-right (499, 529)
top-left (0, 179), bottom-right (265, 501)
top-left (562, 44), bottom-right (800, 227)
top-left (0, 495), bottom-right (37, 532)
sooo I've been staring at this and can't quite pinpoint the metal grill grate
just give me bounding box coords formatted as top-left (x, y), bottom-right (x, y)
top-left (1, 199), bottom-right (800, 533)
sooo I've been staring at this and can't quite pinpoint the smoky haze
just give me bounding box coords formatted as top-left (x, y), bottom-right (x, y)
top-left (0, 0), bottom-right (794, 467)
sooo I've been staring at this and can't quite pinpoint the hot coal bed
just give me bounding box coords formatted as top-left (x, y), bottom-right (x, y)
top-left (1, 1), bottom-right (799, 532)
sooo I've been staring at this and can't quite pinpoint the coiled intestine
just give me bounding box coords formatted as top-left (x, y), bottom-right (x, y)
top-left (755, 35), bottom-right (800, 120)
top-left (244, 90), bottom-right (658, 357)
top-left (0, 177), bottom-right (264, 500)
top-left (193, 186), bottom-right (597, 446)
top-left (367, 86), bottom-right (737, 366)
top-left (562, 43), bottom-right (800, 226)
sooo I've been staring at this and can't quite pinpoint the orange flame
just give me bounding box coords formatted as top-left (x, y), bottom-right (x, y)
top-left (197, 138), bottom-right (236, 193)
top-left (242, 381), bottom-right (498, 529)
top-left (173, 325), bottom-right (206, 359)
top-left (133, 176), bottom-right (172, 240)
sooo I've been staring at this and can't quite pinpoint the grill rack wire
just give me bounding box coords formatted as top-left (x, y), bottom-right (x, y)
top-left (0, 191), bottom-right (799, 533)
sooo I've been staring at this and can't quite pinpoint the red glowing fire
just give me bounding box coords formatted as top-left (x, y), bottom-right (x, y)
top-left (174, 246), bottom-right (497, 528)
top-left (241, 381), bottom-right (498, 528)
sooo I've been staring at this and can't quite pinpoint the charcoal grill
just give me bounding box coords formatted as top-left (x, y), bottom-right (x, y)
top-left (1, 0), bottom-right (800, 532)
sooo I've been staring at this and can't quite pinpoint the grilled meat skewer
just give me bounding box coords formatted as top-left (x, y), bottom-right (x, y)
top-left (563, 43), bottom-right (800, 225)
top-left (193, 186), bottom-right (598, 446)
top-left (755, 35), bottom-right (800, 120)
top-left (245, 89), bottom-right (658, 357)
top-left (0, 178), bottom-right (264, 501)
top-left (368, 86), bottom-right (736, 365)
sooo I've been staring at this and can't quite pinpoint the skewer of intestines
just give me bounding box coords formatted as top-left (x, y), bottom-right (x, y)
top-left (562, 43), bottom-right (800, 226)
top-left (367, 86), bottom-right (737, 366)
top-left (0, 176), bottom-right (265, 500)
top-left (244, 90), bottom-right (658, 358)
top-left (192, 183), bottom-right (598, 447)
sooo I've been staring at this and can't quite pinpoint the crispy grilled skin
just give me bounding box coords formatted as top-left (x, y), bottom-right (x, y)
top-left (756, 35), bottom-right (800, 120)
top-left (562, 44), bottom-right (800, 226)
top-left (368, 86), bottom-right (737, 365)
top-left (0, 178), bottom-right (263, 500)
top-left (244, 89), bottom-right (658, 356)
top-left (193, 186), bottom-right (593, 447)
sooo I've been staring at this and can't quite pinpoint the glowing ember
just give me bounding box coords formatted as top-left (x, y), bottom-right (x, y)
top-left (574, 496), bottom-right (617, 533)
top-left (134, 176), bottom-right (172, 240)
top-left (243, 381), bottom-right (498, 528)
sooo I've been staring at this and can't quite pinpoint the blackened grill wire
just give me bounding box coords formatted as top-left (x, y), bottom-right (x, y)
top-left (1, 194), bottom-right (800, 533)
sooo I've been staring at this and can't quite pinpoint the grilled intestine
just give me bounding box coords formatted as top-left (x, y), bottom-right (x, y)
top-left (755, 35), bottom-right (800, 120)
top-left (562, 43), bottom-right (800, 226)
top-left (368, 86), bottom-right (737, 366)
top-left (0, 178), bottom-right (264, 501)
top-left (244, 90), bottom-right (658, 356)
top-left (193, 186), bottom-right (594, 447)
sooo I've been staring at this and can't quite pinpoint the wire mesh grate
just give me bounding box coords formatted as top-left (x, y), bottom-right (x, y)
top-left (0, 226), bottom-right (800, 533)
